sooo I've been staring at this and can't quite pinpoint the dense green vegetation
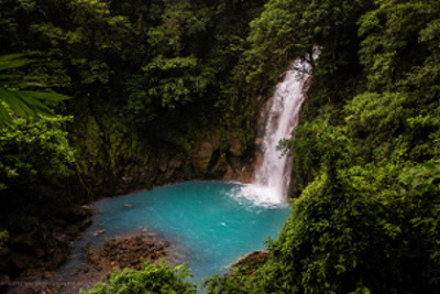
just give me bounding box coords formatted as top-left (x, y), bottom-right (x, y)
top-left (0, 0), bottom-right (267, 193)
top-left (81, 261), bottom-right (197, 294)
top-left (1, 0), bottom-right (440, 293)
top-left (215, 0), bottom-right (440, 293)
top-left (0, 0), bottom-right (267, 284)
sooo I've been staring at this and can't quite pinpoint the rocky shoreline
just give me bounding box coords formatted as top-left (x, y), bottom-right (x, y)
top-left (0, 204), bottom-right (93, 293)
top-left (5, 230), bottom-right (179, 294)
top-left (0, 106), bottom-right (266, 293)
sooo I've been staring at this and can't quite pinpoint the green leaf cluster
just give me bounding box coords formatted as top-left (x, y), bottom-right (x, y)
top-left (0, 54), bottom-right (70, 122)
top-left (0, 112), bottom-right (75, 190)
top-left (3, 0), bottom-right (440, 292)
top-left (205, 0), bottom-right (440, 293)
top-left (0, 0), bottom-right (269, 190)
top-left (81, 261), bottom-right (197, 294)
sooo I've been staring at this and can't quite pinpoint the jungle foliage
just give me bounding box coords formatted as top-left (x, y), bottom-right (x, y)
top-left (1, 0), bottom-right (440, 293)
top-left (215, 0), bottom-right (440, 293)
top-left (81, 261), bottom-right (197, 294)
top-left (0, 0), bottom-right (267, 189)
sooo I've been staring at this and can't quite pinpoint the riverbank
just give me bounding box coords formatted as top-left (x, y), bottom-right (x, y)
top-left (5, 230), bottom-right (180, 294)
top-left (0, 202), bottom-right (93, 293)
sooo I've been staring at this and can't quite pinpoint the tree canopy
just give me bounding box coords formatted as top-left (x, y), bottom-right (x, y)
top-left (1, 0), bottom-right (440, 293)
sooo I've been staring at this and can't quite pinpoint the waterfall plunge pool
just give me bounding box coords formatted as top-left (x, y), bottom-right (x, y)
top-left (67, 181), bottom-right (291, 284)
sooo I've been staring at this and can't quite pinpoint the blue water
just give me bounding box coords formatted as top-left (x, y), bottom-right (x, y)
top-left (79, 181), bottom-right (290, 283)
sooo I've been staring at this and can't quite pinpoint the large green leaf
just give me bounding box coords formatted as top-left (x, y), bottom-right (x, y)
top-left (0, 54), bottom-right (71, 122)
top-left (0, 54), bottom-right (34, 71)
top-left (19, 91), bottom-right (70, 101)
top-left (0, 102), bottom-right (12, 123)
top-left (0, 89), bottom-right (35, 117)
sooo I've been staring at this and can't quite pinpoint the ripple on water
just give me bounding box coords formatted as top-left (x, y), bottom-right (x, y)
top-left (62, 181), bottom-right (291, 284)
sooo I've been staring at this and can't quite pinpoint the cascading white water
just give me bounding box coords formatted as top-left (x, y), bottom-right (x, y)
top-left (239, 53), bottom-right (316, 206)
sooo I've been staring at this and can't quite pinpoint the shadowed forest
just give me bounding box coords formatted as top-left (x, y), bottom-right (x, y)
top-left (1, 0), bottom-right (440, 293)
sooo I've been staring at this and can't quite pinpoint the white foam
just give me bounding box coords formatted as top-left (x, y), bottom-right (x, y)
top-left (251, 49), bottom-right (319, 203)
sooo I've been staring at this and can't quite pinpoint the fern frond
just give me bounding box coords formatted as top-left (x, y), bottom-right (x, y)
top-left (0, 53), bottom-right (72, 123)
top-left (19, 93), bottom-right (54, 116)
top-left (19, 90), bottom-right (71, 101)
top-left (0, 102), bottom-right (12, 123)
top-left (0, 54), bottom-right (35, 71)
top-left (0, 74), bottom-right (22, 80)
top-left (0, 89), bottom-right (36, 117)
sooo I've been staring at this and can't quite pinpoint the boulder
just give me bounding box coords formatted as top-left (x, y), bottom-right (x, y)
top-left (121, 176), bottom-right (133, 183)
top-left (192, 141), bottom-right (214, 174)
top-left (77, 216), bottom-right (92, 231)
top-left (158, 161), bottom-right (168, 173)
top-left (164, 159), bottom-right (183, 180)
top-left (229, 138), bottom-right (244, 157)
top-left (43, 271), bottom-right (53, 279)
top-left (254, 137), bottom-right (264, 152)
top-left (210, 154), bottom-right (228, 177)
top-left (52, 232), bottom-right (69, 245)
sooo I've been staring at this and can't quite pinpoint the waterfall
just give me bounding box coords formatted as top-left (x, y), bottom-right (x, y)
top-left (239, 53), bottom-right (316, 206)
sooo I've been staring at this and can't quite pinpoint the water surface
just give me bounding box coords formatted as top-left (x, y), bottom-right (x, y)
top-left (80, 181), bottom-right (290, 282)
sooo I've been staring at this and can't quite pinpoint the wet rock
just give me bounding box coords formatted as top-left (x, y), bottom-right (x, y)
top-left (78, 216), bottom-right (92, 230)
top-left (81, 205), bottom-right (93, 212)
top-left (159, 161), bottom-right (168, 173)
top-left (210, 153), bottom-right (228, 177)
top-left (192, 141), bottom-right (214, 174)
top-left (43, 271), bottom-right (53, 279)
top-left (83, 233), bottom-right (170, 273)
top-left (122, 176), bottom-right (133, 183)
top-left (254, 137), bottom-right (263, 150)
top-left (52, 232), bottom-right (69, 244)
top-left (83, 242), bottom-right (92, 251)
top-left (229, 137), bottom-right (244, 157)
top-left (93, 229), bottom-right (106, 237)
top-left (164, 159), bottom-right (183, 180)
top-left (168, 159), bottom-right (182, 170)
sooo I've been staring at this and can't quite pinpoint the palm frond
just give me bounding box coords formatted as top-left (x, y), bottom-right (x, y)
top-left (0, 54), bottom-right (35, 71)
top-left (0, 74), bottom-right (22, 80)
top-left (0, 53), bottom-right (71, 123)
top-left (20, 93), bottom-right (54, 116)
top-left (0, 102), bottom-right (12, 123)
top-left (20, 90), bottom-right (71, 101)
top-left (0, 89), bottom-right (36, 117)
